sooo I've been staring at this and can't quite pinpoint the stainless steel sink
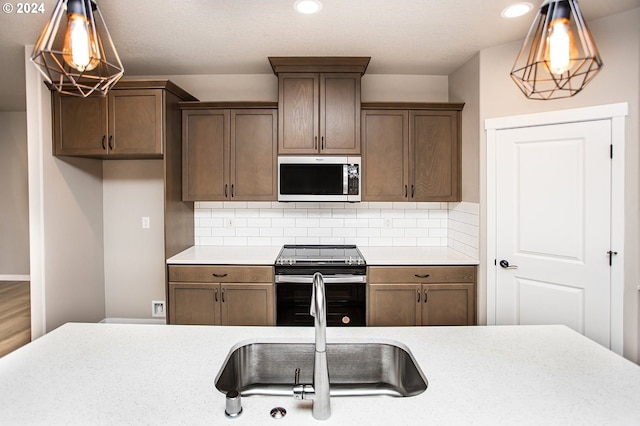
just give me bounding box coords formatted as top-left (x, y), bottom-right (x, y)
top-left (214, 340), bottom-right (428, 397)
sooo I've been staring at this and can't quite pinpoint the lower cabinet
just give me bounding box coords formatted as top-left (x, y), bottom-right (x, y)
top-left (167, 265), bottom-right (274, 326)
top-left (368, 266), bottom-right (476, 326)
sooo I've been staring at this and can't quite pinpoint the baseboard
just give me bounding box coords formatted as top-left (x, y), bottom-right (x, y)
top-left (100, 318), bottom-right (167, 325)
top-left (0, 275), bottom-right (30, 281)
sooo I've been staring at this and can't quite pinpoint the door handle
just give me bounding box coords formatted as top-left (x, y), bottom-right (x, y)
top-left (424, 289), bottom-right (428, 303)
top-left (417, 289), bottom-right (420, 303)
top-left (214, 288), bottom-right (218, 302)
top-left (221, 288), bottom-right (225, 303)
top-left (499, 259), bottom-right (518, 269)
top-left (108, 135), bottom-right (113, 151)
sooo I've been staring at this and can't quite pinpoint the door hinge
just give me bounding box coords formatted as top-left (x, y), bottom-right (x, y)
top-left (607, 250), bottom-right (618, 266)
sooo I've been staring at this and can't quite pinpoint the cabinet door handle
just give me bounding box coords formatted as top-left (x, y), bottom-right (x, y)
top-left (221, 288), bottom-right (225, 303)
top-left (214, 288), bottom-right (218, 302)
top-left (212, 273), bottom-right (228, 278)
top-left (224, 184), bottom-right (228, 198)
top-left (404, 185), bottom-right (408, 198)
top-left (314, 136), bottom-right (318, 150)
top-left (417, 289), bottom-right (421, 303)
top-left (108, 135), bottom-right (113, 151)
top-left (424, 290), bottom-right (428, 303)
top-left (231, 184), bottom-right (234, 198)
top-left (414, 274), bottom-right (430, 279)
top-left (411, 185), bottom-right (415, 198)
top-left (321, 136), bottom-right (325, 150)
top-left (101, 135), bottom-right (106, 150)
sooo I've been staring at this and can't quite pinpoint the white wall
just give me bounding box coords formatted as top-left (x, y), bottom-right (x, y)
top-left (103, 160), bottom-right (165, 320)
top-left (25, 47), bottom-right (106, 335)
top-left (0, 112), bottom-right (29, 277)
top-left (475, 9), bottom-right (640, 362)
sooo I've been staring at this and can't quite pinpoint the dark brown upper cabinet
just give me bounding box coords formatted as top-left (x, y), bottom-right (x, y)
top-left (269, 57), bottom-right (370, 155)
top-left (361, 103), bottom-right (464, 202)
top-left (180, 102), bottom-right (278, 202)
top-left (51, 80), bottom-right (196, 159)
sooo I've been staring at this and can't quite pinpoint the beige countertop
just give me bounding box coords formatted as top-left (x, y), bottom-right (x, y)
top-left (1, 323), bottom-right (638, 425)
top-left (167, 246), bottom-right (478, 265)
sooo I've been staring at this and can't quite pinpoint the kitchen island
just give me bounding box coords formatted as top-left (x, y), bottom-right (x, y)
top-left (1, 323), bottom-right (638, 425)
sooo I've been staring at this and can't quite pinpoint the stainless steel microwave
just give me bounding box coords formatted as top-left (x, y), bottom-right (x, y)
top-left (278, 156), bottom-right (361, 202)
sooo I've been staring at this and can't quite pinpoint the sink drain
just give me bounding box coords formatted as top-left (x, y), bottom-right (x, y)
top-left (270, 407), bottom-right (287, 419)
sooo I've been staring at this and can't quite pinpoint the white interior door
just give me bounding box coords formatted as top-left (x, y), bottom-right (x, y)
top-left (495, 120), bottom-right (612, 348)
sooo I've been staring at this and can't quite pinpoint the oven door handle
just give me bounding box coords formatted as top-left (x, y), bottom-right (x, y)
top-left (275, 275), bottom-right (366, 284)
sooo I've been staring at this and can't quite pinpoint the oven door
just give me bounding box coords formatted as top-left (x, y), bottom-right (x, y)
top-left (275, 274), bottom-right (366, 326)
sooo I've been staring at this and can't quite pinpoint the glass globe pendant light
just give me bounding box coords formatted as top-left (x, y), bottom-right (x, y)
top-left (31, 0), bottom-right (124, 97)
top-left (510, 0), bottom-right (602, 100)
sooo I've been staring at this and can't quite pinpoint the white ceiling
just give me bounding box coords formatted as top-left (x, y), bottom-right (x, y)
top-left (1, 0), bottom-right (639, 111)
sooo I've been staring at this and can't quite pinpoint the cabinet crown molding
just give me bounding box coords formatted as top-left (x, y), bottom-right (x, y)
top-left (268, 56), bottom-right (371, 75)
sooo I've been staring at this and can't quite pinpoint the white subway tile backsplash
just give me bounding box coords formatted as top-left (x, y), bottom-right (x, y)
top-left (193, 201), bottom-right (479, 260)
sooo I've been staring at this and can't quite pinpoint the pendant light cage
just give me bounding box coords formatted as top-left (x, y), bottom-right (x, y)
top-left (510, 0), bottom-right (602, 100)
top-left (31, 0), bottom-right (124, 97)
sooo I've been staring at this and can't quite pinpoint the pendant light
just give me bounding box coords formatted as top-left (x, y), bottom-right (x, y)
top-left (31, 0), bottom-right (124, 97)
top-left (510, 0), bottom-right (602, 100)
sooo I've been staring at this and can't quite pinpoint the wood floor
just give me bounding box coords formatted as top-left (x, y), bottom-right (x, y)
top-left (0, 281), bottom-right (31, 357)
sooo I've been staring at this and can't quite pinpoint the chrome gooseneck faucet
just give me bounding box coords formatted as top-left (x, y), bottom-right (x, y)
top-left (293, 272), bottom-right (331, 420)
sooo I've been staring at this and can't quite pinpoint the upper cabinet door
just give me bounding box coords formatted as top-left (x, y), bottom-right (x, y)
top-left (320, 73), bottom-right (361, 154)
top-left (230, 109), bottom-right (278, 201)
top-left (53, 92), bottom-right (108, 156)
top-left (182, 110), bottom-right (230, 201)
top-left (410, 110), bottom-right (460, 201)
top-left (278, 73), bottom-right (319, 154)
top-left (361, 109), bottom-right (409, 201)
top-left (108, 89), bottom-right (163, 156)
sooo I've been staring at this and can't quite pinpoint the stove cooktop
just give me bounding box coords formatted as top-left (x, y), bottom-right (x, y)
top-left (275, 245), bottom-right (365, 266)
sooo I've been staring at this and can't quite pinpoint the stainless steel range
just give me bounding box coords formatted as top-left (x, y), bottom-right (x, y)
top-left (274, 245), bottom-right (366, 326)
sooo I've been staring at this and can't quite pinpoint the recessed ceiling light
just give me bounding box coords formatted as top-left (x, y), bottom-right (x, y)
top-left (294, 0), bottom-right (323, 14)
top-left (501, 2), bottom-right (534, 18)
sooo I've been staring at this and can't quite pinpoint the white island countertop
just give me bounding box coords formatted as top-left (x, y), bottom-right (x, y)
top-left (1, 323), bottom-right (638, 425)
top-left (167, 245), bottom-right (478, 265)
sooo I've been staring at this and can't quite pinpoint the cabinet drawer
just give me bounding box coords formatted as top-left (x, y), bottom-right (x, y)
top-left (168, 265), bottom-right (273, 283)
top-left (368, 266), bottom-right (475, 283)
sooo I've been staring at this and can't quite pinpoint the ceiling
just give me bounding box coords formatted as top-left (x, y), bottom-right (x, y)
top-left (1, 0), bottom-right (639, 111)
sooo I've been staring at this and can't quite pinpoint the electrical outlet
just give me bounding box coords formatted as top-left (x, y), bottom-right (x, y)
top-left (224, 218), bottom-right (234, 228)
top-left (151, 301), bottom-right (165, 318)
top-left (383, 218), bottom-right (392, 228)
top-left (142, 217), bottom-right (150, 229)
